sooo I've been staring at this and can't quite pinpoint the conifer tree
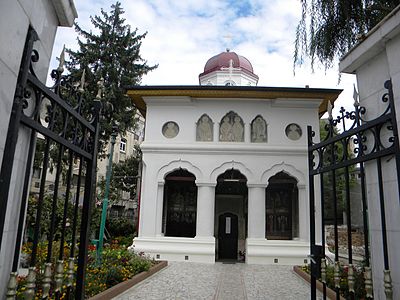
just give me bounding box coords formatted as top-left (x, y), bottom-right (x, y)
top-left (66, 2), bottom-right (157, 154)
top-left (294, 0), bottom-right (400, 70)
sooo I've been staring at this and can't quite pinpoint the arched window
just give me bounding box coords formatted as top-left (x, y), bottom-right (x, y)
top-left (251, 115), bottom-right (267, 143)
top-left (162, 169), bottom-right (197, 237)
top-left (265, 172), bottom-right (299, 240)
top-left (219, 111), bottom-right (244, 142)
top-left (196, 114), bottom-right (213, 141)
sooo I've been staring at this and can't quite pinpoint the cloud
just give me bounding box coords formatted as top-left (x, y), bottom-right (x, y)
top-left (49, 0), bottom-right (356, 114)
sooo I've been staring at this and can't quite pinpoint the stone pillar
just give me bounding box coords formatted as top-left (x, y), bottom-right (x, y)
top-left (195, 184), bottom-right (216, 237)
top-left (215, 123), bottom-right (220, 142)
top-left (298, 184), bottom-right (308, 241)
top-left (244, 123), bottom-right (251, 143)
top-left (155, 183), bottom-right (164, 236)
top-left (247, 184), bottom-right (266, 238)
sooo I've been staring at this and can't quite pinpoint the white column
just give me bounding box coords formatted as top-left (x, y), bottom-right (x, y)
top-left (155, 182), bottom-right (164, 236)
top-left (244, 123), bottom-right (251, 143)
top-left (298, 185), bottom-right (309, 241)
top-left (248, 184), bottom-right (266, 238)
top-left (215, 123), bottom-right (220, 141)
top-left (195, 184), bottom-right (216, 237)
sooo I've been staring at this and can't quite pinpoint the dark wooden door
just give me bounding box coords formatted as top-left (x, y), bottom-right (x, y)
top-left (266, 187), bottom-right (292, 240)
top-left (218, 213), bottom-right (238, 260)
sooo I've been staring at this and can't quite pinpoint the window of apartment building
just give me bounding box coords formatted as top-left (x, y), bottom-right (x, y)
top-left (120, 138), bottom-right (127, 153)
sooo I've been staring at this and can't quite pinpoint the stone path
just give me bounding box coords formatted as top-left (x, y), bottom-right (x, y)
top-left (114, 262), bottom-right (317, 300)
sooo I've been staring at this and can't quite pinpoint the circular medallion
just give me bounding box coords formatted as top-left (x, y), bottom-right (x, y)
top-left (285, 123), bottom-right (302, 140)
top-left (162, 121), bottom-right (179, 138)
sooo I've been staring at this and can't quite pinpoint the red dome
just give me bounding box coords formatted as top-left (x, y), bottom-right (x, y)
top-left (199, 50), bottom-right (257, 78)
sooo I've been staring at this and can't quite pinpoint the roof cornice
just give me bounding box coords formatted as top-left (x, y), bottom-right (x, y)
top-left (125, 85), bottom-right (342, 118)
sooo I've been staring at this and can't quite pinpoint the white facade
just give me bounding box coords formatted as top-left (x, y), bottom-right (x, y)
top-left (0, 0), bottom-right (77, 293)
top-left (128, 86), bottom-right (340, 265)
top-left (340, 5), bottom-right (400, 299)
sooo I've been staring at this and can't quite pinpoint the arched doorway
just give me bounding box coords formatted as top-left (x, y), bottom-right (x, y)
top-left (215, 169), bottom-right (247, 261)
top-left (265, 172), bottom-right (299, 240)
top-left (162, 169), bottom-right (197, 237)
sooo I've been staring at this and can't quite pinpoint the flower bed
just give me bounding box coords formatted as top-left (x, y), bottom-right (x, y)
top-left (294, 263), bottom-right (366, 299)
top-left (16, 241), bottom-right (157, 299)
top-left (85, 243), bottom-right (156, 297)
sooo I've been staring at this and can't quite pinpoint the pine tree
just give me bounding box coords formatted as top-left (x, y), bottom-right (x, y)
top-left (294, 0), bottom-right (400, 70)
top-left (66, 2), bottom-right (157, 154)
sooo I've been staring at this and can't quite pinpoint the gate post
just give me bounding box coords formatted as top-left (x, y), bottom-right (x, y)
top-left (307, 125), bottom-right (317, 300)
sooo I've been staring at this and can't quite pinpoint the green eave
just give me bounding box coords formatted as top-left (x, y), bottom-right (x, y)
top-left (125, 85), bottom-right (342, 118)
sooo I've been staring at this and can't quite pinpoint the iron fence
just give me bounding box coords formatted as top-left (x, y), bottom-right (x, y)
top-left (0, 27), bottom-right (101, 299)
top-left (307, 79), bottom-right (400, 299)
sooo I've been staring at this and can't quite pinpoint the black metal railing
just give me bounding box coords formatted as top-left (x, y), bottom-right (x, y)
top-left (307, 79), bottom-right (400, 300)
top-left (0, 27), bottom-right (101, 299)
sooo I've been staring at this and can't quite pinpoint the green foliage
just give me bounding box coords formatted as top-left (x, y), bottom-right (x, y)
top-left (319, 120), bottom-right (357, 223)
top-left (98, 147), bottom-right (141, 204)
top-left (66, 1), bottom-right (157, 155)
top-left (107, 218), bottom-right (135, 237)
top-left (113, 235), bottom-right (135, 246)
top-left (294, 0), bottom-right (400, 69)
top-left (26, 195), bottom-right (75, 242)
top-left (26, 194), bottom-right (101, 242)
top-left (112, 146), bottom-right (141, 194)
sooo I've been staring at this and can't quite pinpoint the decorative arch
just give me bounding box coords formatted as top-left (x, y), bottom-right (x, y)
top-left (157, 159), bottom-right (203, 183)
top-left (260, 162), bottom-right (306, 186)
top-left (196, 114), bottom-right (213, 141)
top-left (251, 115), bottom-right (267, 143)
top-left (219, 111), bottom-right (244, 142)
top-left (210, 160), bottom-right (253, 182)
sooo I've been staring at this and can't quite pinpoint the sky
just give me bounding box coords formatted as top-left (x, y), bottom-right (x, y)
top-left (50, 0), bottom-right (357, 116)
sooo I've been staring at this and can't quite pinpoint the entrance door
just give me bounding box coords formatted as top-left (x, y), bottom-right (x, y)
top-left (218, 212), bottom-right (238, 260)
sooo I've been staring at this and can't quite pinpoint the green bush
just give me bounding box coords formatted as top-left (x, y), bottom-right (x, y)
top-left (106, 218), bottom-right (135, 237)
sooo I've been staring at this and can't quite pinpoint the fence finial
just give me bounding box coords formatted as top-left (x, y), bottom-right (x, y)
top-left (79, 69), bottom-right (86, 93)
top-left (327, 100), bottom-right (333, 120)
top-left (96, 77), bottom-right (104, 99)
top-left (353, 84), bottom-right (359, 107)
top-left (57, 45), bottom-right (65, 73)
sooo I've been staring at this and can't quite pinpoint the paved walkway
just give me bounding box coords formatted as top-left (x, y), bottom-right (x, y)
top-left (114, 262), bottom-right (317, 300)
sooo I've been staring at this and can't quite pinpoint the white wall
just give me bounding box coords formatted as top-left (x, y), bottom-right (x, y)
top-left (134, 95), bottom-right (322, 263)
top-left (0, 0), bottom-right (76, 294)
top-left (340, 7), bottom-right (400, 299)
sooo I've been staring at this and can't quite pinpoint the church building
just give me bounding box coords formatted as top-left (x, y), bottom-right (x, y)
top-left (127, 50), bottom-right (341, 264)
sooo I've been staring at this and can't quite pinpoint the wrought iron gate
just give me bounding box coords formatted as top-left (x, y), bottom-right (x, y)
top-left (307, 80), bottom-right (400, 299)
top-left (0, 28), bottom-right (101, 299)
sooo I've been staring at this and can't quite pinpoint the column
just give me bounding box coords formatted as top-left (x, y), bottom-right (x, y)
top-left (298, 185), bottom-right (308, 241)
top-left (244, 123), bottom-right (251, 143)
top-left (247, 184), bottom-right (266, 238)
top-left (195, 184), bottom-right (216, 237)
top-left (155, 183), bottom-right (164, 236)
